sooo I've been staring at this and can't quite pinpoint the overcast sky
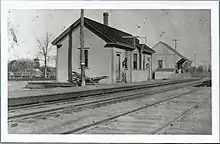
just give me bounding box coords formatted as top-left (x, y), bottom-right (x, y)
top-left (8, 9), bottom-right (211, 66)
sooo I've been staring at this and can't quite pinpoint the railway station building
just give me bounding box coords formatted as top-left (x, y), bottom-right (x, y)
top-left (151, 41), bottom-right (192, 79)
top-left (51, 13), bottom-right (155, 84)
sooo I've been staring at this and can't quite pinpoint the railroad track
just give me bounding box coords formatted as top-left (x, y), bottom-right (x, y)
top-left (8, 78), bottom-right (203, 122)
top-left (9, 78), bottom-right (201, 108)
top-left (151, 96), bottom-right (209, 134)
top-left (9, 78), bottom-right (204, 112)
top-left (9, 78), bottom-right (210, 134)
top-left (69, 87), bottom-right (210, 134)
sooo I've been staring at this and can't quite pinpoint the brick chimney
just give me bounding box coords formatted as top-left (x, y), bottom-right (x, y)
top-left (103, 12), bottom-right (109, 26)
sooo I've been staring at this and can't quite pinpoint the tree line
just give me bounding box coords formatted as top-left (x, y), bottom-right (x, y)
top-left (8, 58), bottom-right (56, 78)
top-left (8, 10), bottom-right (55, 78)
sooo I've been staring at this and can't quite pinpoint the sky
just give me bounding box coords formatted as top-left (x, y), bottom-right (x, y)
top-left (7, 9), bottom-right (211, 67)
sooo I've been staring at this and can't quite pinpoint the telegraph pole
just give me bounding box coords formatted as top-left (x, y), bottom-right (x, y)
top-left (172, 39), bottom-right (179, 51)
top-left (208, 48), bottom-right (211, 72)
top-left (68, 24), bottom-right (73, 83)
top-left (80, 9), bottom-right (85, 86)
top-left (172, 39), bottom-right (179, 72)
top-left (194, 52), bottom-right (197, 74)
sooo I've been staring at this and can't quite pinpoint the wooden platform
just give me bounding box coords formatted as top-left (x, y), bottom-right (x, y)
top-left (9, 79), bottom-right (163, 99)
top-left (8, 78), bottom-right (201, 107)
top-left (25, 82), bottom-right (78, 89)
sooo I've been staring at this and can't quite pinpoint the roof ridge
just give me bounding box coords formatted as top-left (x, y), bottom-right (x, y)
top-left (51, 16), bottom-right (154, 54)
top-left (84, 17), bottom-right (132, 36)
top-left (84, 18), bottom-right (115, 43)
top-left (84, 17), bottom-right (139, 46)
top-left (152, 41), bottom-right (161, 49)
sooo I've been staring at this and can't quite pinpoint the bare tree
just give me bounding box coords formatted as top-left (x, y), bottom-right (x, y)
top-left (36, 32), bottom-right (53, 78)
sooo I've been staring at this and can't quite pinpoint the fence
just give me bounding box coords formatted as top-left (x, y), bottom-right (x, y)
top-left (8, 72), bottom-right (56, 81)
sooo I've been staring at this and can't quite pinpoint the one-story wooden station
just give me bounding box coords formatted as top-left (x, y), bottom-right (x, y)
top-left (51, 13), bottom-right (155, 84)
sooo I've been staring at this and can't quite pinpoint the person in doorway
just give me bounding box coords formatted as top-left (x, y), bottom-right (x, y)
top-left (122, 57), bottom-right (127, 83)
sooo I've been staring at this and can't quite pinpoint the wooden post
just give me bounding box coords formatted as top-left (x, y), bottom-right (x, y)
top-left (80, 9), bottom-right (85, 86)
top-left (68, 27), bottom-right (72, 83)
top-left (111, 47), bottom-right (115, 83)
top-left (172, 39), bottom-right (179, 73)
top-left (194, 52), bottom-right (197, 74)
top-left (130, 50), bottom-right (132, 83)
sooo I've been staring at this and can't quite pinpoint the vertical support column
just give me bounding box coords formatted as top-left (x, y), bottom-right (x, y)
top-left (149, 55), bottom-right (152, 80)
top-left (80, 9), bottom-right (85, 86)
top-left (130, 50), bottom-right (133, 83)
top-left (124, 50), bottom-right (128, 83)
top-left (56, 46), bottom-right (59, 82)
top-left (111, 47), bottom-right (116, 84)
top-left (126, 50), bottom-right (131, 83)
top-left (68, 29), bottom-right (72, 83)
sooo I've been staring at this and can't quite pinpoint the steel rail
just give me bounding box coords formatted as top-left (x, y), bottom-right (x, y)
top-left (60, 89), bottom-right (200, 134)
top-left (150, 96), bottom-right (210, 134)
top-left (9, 79), bottom-right (181, 110)
top-left (8, 80), bottom-right (201, 121)
top-left (8, 78), bottom-right (200, 111)
top-left (8, 78), bottom-right (200, 108)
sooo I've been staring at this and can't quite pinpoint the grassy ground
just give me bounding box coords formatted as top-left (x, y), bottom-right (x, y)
top-left (8, 80), bottom-right (55, 91)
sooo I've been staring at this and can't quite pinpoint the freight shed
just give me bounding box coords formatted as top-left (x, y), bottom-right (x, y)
top-left (152, 41), bottom-right (192, 79)
top-left (51, 13), bottom-right (155, 84)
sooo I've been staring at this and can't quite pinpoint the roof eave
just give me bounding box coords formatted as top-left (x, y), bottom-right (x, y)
top-left (51, 18), bottom-right (81, 45)
top-left (51, 17), bottom-right (115, 46)
top-left (138, 44), bottom-right (155, 54)
top-left (143, 51), bottom-right (155, 55)
top-left (144, 48), bottom-right (155, 54)
top-left (104, 42), bottom-right (135, 50)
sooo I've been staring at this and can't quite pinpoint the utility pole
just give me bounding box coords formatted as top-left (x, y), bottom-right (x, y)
top-left (80, 9), bottom-right (85, 86)
top-left (208, 48), bottom-right (211, 72)
top-left (194, 52), bottom-right (197, 74)
top-left (68, 25), bottom-right (73, 83)
top-left (172, 39), bottom-right (179, 51)
top-left (172, 39), bottom-right (179, 73)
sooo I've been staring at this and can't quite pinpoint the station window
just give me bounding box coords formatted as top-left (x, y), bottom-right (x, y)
top-left (158, 60), bottom-right (163, 68)
top-left (84, 50), bottom-right (88, 68)
top-left (79, 49), bottom-right (88, 68)
top-left (133, 53), bottom-right (138, 69)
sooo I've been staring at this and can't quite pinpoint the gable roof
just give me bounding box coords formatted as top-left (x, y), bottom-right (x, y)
top-left (51, 17), bottom-right (155, 54)
top-left (153, 41), bottom-right (190, 61)
top-left (138, 44), bottom-right (155, 54)
top-left (177, 58), bottom-right (187, 64)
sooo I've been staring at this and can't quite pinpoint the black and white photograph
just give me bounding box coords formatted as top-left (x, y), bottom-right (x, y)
top-left (1, 1), bottom-right (219, 143)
